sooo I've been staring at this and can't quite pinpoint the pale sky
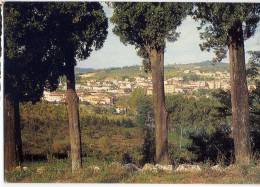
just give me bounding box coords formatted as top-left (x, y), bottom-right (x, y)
top-left (77, 3), bottom-right (260, 69)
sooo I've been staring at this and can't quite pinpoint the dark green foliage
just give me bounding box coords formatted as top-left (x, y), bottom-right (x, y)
top-left (188, 126), bottom-right (234, 165)
top-left (249, 86), bottom-right (260, 154)
top-left (166, 94), bottom-right (231, 163)
top-left (247, 53), bottom-right (260, 154)
top-left (4, 2), bottom-right (108, 101)
top-left (192, 3), bottom-right (260, 62)
top-left (247, 51), bottom-right (260, 83)
top-left (46, 2), bottom-right (108, 70)
top-left (135, 93), bottom-right (232, 163)
top-left (167, 94), bottom-right (225, 134)
top-left (211, 87), bottom-right (260, 157)
top-left (211, 89), bottom-right (232, 117)
top-left (141, 126), bottom-right (155, 165)
top-left (136, 96), bottom-right (153, 126)
top-left (134, 93), bottom-right (155, 164)
top-left (4, 3), bottom-right (63, 102)
top-left (111, 2), bottom-right (190, 51)
top-left (111, 2), bottom-right (191, 84)
top-left (137, 47), bottom-right (151, 73)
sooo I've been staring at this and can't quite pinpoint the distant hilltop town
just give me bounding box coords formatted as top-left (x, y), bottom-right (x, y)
top-left (43, 62), bottom-right (257, 105)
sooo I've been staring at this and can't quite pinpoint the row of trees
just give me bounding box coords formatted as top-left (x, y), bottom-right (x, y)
top-left (111, 2), bottom-right (260, 165)
top-left (4, 2), bottom-right (260, 174)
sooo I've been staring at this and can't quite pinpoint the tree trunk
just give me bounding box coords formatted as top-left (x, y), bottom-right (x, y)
top-left (14, 100), bottom-right (23, 164)
top-left (228, 21), bottom-right (251, 164)
top-left (4, 94), bottom-right (17, 172)
top-left (150, 48), bottom-right (169, 164)
top-left (65, 65), bottom-right (82, 173)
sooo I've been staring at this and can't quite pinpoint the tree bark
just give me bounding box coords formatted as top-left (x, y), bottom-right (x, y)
top-left (14, 100), bottom-right (23, 164)
top-left (150, 48), bottom-right (169, 164)
top-left (4, 94), bottom-right (17, 172)
top-left (228, 21), bottom-right (251, 164)
top-left (65, 64), bottom-right (82, 173)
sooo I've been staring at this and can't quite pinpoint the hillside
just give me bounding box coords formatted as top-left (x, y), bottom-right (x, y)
top-left (76, 61), bottom-right (229, 80)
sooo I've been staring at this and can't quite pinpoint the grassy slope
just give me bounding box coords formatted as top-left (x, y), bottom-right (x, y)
top-left (5, 159), bottom-right (260, 183)
top-left (6, 111), bottom-right (260, 183)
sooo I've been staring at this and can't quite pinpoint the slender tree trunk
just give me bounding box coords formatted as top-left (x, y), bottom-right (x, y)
top-left (150, 48), bottom-right (169, 164)
top-left (4, 94), bottom-right (17, 172)
top-left (14, 99), bottom-right (23, 164)
top-left (228, 21), bottom-right (251, 164)
top-left (65, 64), bottom-right (82, 173)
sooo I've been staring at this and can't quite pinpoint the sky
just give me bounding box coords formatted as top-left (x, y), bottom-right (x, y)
top-left (77, 3), bottom-right (260, 70)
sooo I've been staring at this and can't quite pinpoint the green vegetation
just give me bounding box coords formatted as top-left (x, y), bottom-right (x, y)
top-left (3, 1), bottom-right (260, 184)
top-left (5, 159), bottom-right (260, 183)
top-left (20, 101), bottom-right (140, 162)
top-left (193, 3), bottom-right (260, 164)
top-left (17, 94), bottom-right (220, 164)
top-left (4, 85), bottom-right (259, 183)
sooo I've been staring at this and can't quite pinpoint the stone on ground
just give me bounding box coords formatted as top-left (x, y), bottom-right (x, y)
top-left (155, 164), bottom-right (173, 173)
top-left (36, 166), bottom-right (46, 174)
top-left (141, 163), bottom-right (158, 173)
top-left (14, 166), bottom-right (22, 172)
top-left (175, 164), bottom-right (201, 172)
top-left (89, 165), bottom-right (100, 173)
top-left (124, 163), bottom-right (140, 172)
top-left (211, 164), bottom-right (224, 172)
top-left (22, 166), bottom-right (28, 171)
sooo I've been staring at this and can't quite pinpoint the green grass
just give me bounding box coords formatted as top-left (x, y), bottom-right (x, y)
top-left (5, 160), bottom-right (260, 183)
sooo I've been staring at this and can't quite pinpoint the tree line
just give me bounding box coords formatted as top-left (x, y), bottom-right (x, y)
top-left (3, 2), bottom-right (260, 174)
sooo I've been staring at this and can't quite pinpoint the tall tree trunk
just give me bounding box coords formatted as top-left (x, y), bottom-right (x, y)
top-left (228, 21), bottom-right (251, 164)
top-left (14, 99), bottom-right (23, 164)
top-left (150, 48), bottom-right (169, 164)
top-left (65, 64), bottom-right (82, 173)
top-left (4, 94), bottom-right (17, 172)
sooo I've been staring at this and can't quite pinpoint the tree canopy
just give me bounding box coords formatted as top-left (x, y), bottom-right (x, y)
top-left (111, 2), bottom-right (190, 51)
top-left (46, 2), bottom-right (108, 70)
top-left (192, 3), bottom-right (260, 62)
top-left (5, 2), bottom-right (108, 101)
top-left (4, 3), bottom-right (63, 102)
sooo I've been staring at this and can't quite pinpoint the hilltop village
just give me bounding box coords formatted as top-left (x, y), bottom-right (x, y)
top-left (42, 63), bottom-right (257, 106)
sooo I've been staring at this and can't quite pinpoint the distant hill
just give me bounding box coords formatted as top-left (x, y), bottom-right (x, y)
top-left (167, 60), bottom-right (229, 72)
top-left (76, 61), bottom-right (229, 80)
top-left (75, 67), bottom-right (94, 74)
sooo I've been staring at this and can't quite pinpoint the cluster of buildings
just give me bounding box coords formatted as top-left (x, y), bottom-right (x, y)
top-left (43, 68), bottom-right (256, 105)
top-left (43, 91), bottom-right (114, 105)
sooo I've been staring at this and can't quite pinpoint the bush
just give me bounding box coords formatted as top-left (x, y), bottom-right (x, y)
top-left (188, 126), bottom-right (234, 165)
